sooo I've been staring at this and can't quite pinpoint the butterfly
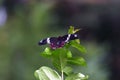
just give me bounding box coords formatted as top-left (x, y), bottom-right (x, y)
top-left (38, 34), bottom-right (78, 49)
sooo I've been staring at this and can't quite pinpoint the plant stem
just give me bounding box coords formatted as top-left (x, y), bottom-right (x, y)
top-left (61, 70), bottom-right (64, 80)
top-left (59, 54), bottom-right (64, 80)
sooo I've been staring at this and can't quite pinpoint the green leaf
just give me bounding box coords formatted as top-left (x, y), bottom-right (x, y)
top-left (45, 47), bottom-right (52, 54)
top-left (34, 66), bottom-right (61, 80)
top-left (64, 43), bottom-right (71, 48)
top-left (75, 39), bottom-right (80, 44)
top-left (52, 48), bottom-right (68, 70)
top-left (63, 66), bottom-right (73, 75)
top-left (65, 73), bottom-right (88, 80)
top-left (68, 26), bottom-right (75, 34)
top-left (68, 26), bottom-right (80, 34)
top-left (51, 48), bottom-right (68, 58)
top-left (70, 41), bottom-right (86, 53)
top-left (66, 50), bottom-right (72, 58)
top-left (41, 47), bottom-right (52, 57)
top-left (67, 57), bottom-right (86, 66)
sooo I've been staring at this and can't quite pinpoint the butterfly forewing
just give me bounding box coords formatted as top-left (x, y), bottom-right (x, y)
top-left (38, 39), bottom-right (47, 45)
top-left (69, 34), bottom-right (78, 40)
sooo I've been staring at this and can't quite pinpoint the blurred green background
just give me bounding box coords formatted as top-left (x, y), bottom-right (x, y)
top-left (1, 0), bottom-right (120, 80)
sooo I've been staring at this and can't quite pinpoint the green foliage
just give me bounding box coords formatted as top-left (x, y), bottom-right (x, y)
top-left (65, 73), bottom-right (88, 80)
top-left (67, 57), bottom-right (86, 66)
top-left (68, 26), bottom-right (80, 34)
top-left (70, 41), bottom-right (86, 53)
top-left (35, 66), bottom-right (61, 80)
top-left (35, 26), bottom-right (88, 80)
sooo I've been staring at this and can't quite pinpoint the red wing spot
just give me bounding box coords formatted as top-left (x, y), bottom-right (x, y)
top-left (50, 43), bottom-right (57, 49)
top-left (50, 41), bottom-right (65, 49)
top-left (58, 41), bottom-right (65, 48)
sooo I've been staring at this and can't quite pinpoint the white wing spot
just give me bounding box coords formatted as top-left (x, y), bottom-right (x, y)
top-left (65, 34), bottom-right (71, 42)
top-left (47, 38), bottom-right (50, 44)
top-left (74, 34), bottom-right (77, 37)
top-left (40, 40), bottom-right (43, 43)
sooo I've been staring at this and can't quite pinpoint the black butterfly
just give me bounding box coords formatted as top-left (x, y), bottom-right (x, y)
top-left (38, 34), bottom-right (78, 49)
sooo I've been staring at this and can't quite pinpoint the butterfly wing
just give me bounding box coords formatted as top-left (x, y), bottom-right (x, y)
top-left (62, 34), bottom-right (78, 42)
top-left (49, 37), bottom-right (59, 49)
top-left (38, 38), bottom-right (47, 45)
top-left (38, 34), bottom-right (78, 49)
top-left (38, 37), bottom-right (59, 49)
top-left (69, 34), bottom-right (78, 40)
top-left (38, 37), bottom-right (52, 45)
top-left (52, 34), bottom-right (78, 49)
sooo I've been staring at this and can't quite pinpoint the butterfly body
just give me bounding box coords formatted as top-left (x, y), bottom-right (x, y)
top-left (38, 34), bottom-right (78, 49)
